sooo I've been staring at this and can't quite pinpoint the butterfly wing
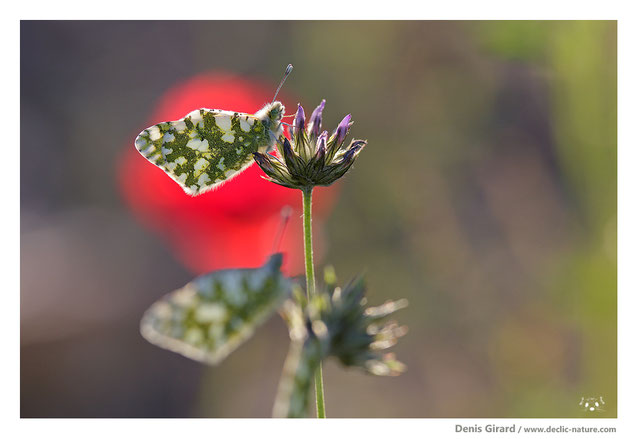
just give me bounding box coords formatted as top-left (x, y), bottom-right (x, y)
top-left (134, 108), bottom-right (275, 195)
top-left (140, 254), bottom-right (290, 365)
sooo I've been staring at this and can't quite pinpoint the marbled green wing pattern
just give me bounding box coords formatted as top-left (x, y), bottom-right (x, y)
top-left (140, 254), bottom-right (290, 365)
top-left (134, 108), bottom-right (275, 195)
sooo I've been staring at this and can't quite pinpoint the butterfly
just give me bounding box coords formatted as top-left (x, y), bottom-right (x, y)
top-left (140, 253), bottom-right (290, 364)
top-left (134, 65), bottom-right (292, 196)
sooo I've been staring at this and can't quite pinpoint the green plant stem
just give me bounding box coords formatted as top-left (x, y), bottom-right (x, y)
top-left (302, 187), bottom-right (316, 298)
top-left (302, 186), bottom-right (326, 418)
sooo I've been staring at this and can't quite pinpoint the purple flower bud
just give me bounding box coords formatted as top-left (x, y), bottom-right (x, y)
top-left (308, 99), bottom-right (326, 138)
top-left (349, 139), bottom-right (366, 151)
top-left (294, 104), bottom-right (305, 135)
top-left (253, 152), bottom-right (275, 174)
top-left (334, 114), bottom-right (352, 146)
top-left (253, 152), bottom-right (270, 167)
top-left (342, 140), bottom-right (366, 163)
top-left (315, 131), bottom-right (328, 161)
top-left (281, 137), bottom-right (303, 175)
top-left (253, 152), bottom-right (291, 183)
top-left (283, 137), bottom-right (294, 160)
top-left (317, 130), bottom-right (328, 148)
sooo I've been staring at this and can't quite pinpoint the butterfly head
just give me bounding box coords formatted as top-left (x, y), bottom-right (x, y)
top-left (256, 101), bottom-right (286, 139)
top-left (266, 101), bottom-right (285, 124)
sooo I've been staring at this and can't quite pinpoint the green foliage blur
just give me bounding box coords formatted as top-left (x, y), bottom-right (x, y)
top-left (283, 21), bottom-right (616, 417)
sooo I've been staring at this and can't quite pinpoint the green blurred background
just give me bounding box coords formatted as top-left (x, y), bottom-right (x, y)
top-left (21, 21), bottom-right (616, 417)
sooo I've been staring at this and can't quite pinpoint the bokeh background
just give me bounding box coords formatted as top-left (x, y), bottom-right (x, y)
top-left (21, 21), bottom-right (616, 418)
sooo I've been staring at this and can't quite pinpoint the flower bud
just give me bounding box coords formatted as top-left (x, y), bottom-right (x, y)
top-left (307, 99), bottom-right (326, 139)
top-left (282, 137), bottom-right (294, 161)
top-left (253, 152), bottom-right (291, 183)
top-left (308, 131), bottom-right (328, 180)
top-left (342, 140), bottom-right (366, 163)
top-left (315, 131), bottom-right (327, 161)
top-left (293, 104), bottom-right (305, 136)
top-left (252, 152), bottom-right (272, 171)
top-left (334, 114), bottom-right (352, 146)
top-left (280, 137), bottom-right (301, 174)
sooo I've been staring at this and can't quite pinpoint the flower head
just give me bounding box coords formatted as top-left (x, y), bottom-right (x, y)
top-left (253, 101), bottom-right (366, 189)
top-left (286, 267), bottom-right (408, 376)
top-left (273, 268), bottom-right (407, 417)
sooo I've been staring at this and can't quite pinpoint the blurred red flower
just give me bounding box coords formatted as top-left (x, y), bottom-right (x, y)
top-left (118, 72), bottom-right (338, 274)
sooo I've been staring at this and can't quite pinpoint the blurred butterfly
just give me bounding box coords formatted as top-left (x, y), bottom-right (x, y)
top-left (134, 65), bottom-right (293, 195)
top-left (141, 253), bottom-right (290, 364)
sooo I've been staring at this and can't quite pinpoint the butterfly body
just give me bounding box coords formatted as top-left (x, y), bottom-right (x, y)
top-left (135, 101), bottom-right (285, 195)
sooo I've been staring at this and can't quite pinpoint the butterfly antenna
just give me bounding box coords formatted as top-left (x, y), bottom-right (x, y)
top-left (272, 64), bottom-right (293, 103)
top-left (272, 205), bottom-right (293, 253)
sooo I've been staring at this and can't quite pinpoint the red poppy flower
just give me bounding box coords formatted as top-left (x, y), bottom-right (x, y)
top-left (118, 72), bottom-right (338, 274)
